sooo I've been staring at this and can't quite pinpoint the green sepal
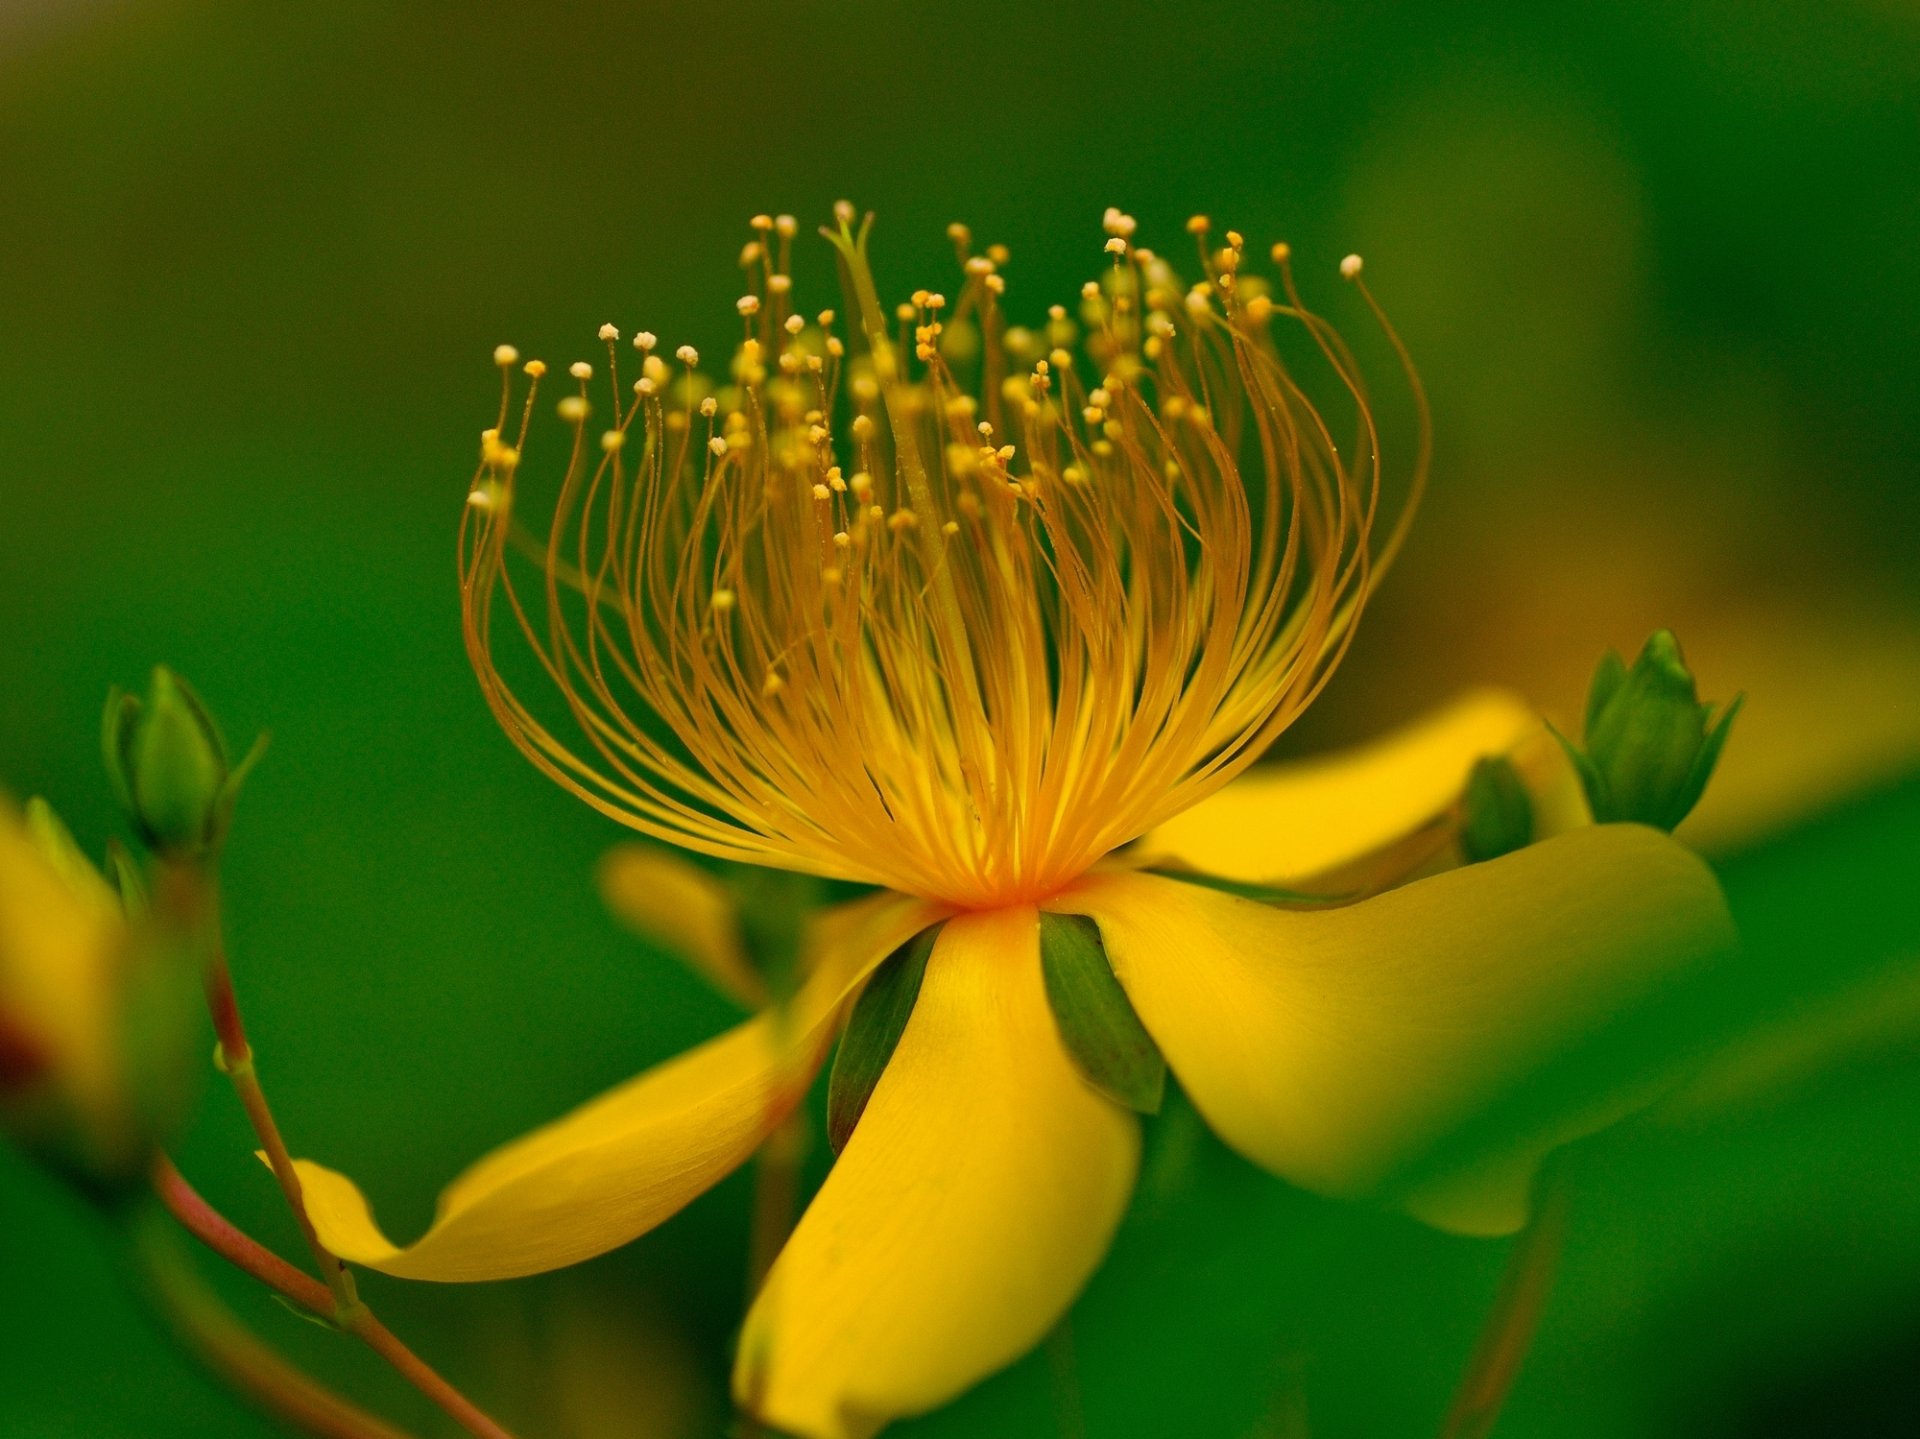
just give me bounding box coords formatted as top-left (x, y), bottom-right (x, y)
top-left (1671, 693), bottom-right (1744, 830)
top-left (1039, 912), bottom-right (1165, 1114)
top-left (101, 686), bottom-right (138, 815)
top-left (1458, 754), bottom-right (1535, 864)
top-left (1583, 648), bottom-right (1628, 738)
top-left (826, 924), bottom-right (941, 1153)
top-left (1147, 866), bottom-right (1347, 907)
top-left (103, 839), bottom-right (148, 918)
top-left (22, 797), bottom-right (100, 897)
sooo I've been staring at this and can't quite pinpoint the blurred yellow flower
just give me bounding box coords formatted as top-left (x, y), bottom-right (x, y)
top-left (293, 210), bottom-right (1737, 1439)
top-left (0, 799), bottom-right (185, 1195)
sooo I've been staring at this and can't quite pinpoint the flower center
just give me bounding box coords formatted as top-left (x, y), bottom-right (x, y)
top-left (460, 207), bottom-right (1423, 909)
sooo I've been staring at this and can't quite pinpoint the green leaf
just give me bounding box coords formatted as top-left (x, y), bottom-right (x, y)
top-left (825, 924), bottom-right (940, 1153)
top-left (1040, 912), bottom-right (1165, 1114)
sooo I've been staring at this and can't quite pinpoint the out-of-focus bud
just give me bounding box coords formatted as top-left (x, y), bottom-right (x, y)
top-left (1, 798), bottom-right (200, 1202)
top-left (1560, 631), bottom-right (1742, 832)
top-left (1458, 755), bottom-right (1536, 863)
top-left (103, 667), bottom-right (265, 862)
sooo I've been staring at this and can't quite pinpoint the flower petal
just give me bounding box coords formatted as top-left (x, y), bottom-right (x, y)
top-left (735, 904), bottom-right (1140, 1439)
top-left (1056, 825), bottom-right (1737, 1235)
top-left (1141, 689), bottom-right (1580, 887)
top-left (293, 891), bottom-right (941, 1282)
top-left (596, 842), bottom-right (766, 1007)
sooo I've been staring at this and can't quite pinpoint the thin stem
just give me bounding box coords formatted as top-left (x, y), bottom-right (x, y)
top-left (120, 1200), bottom-right (420, 1439)
top-left (205, 938), bottom-right (362, 1315)
top-left (155, 1155), bottom-right (521, 1439)
top-left (1045, 1319), bottom-right (1088, 1439)
top-left (1438, 1166), bottom-right (1573, 1439)
top-left (745, 1111), bottom-right (809, 1297)
top-left (733, 1111), bottom-right (811, 1439)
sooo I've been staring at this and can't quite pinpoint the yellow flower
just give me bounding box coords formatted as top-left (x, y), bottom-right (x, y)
top-left (0, 798), bottom-right (190, 1196)
top-left (293, 209), bottom-right (1737, 1439)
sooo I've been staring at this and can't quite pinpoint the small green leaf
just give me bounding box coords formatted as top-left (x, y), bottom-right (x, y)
top-left (1039, 912), bottom-right (1165, 1114)
top-left (826, 924), bottom-right (940, 1153)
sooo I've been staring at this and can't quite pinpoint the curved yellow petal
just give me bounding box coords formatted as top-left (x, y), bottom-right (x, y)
top-left (294, 891), bottom-right (942, 1282)
top-left (736, 904), bottom-right (1140, 1439)
top-left (0, 802), bottom-right (122, 1130)
top-left (1141, 688), bottom-right (1578, 887)
top-left (1056, 825), bottom-right (1737, 1235)
top-left (596, 843), bottom-right (765, 1008)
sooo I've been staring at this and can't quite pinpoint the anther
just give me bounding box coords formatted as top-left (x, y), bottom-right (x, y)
top-left (1104, 237), bottom-right (1127, 255)
top-left (634, 331), bottom-right (657, 352)
top-left (1340, 254), bottom-right (1364, 280)
top-left (601, 430), bottom-right (625, 451)
top-left (557, 396), bottom-right (589, 423)
top-left (597, 323), bottom-right (619, 342)
top-left (1270, 242), bottom-right (1292, 265)
top-left (523, 359), bottom-right (548, 378)
top-left (784, 314), bottom-right (806, 335)
top-left (700, 396), bottom-right (719, 418)
top-left (570, 361), bottom-right (593, 380)
top-left (707, 437), bottom-right (727, 456)
top-left (1186, 214), bottom-right (1210, 234)
top-left (710, 588), bottom-right (736, 610)
top-left (775, 214), bottom-right (797, 237)
top-left (750, 214), bottom-right (774, 232)
top-left (738, 295), bottom-right (761, 316)
top-left (676, 344), bottom-right (700, 365)
top-left (493, 344), bottom-right (519, 367)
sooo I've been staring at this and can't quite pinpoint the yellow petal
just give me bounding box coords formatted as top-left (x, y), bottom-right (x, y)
top-left (596, 843), bottom-right (766, 1008)
top-left (1141, 689), bottom-right (1575, 887)
top-left (1057, 825), bottom-right (1737, 1235)
top-left (0, 802), bottom-right (121, 1126)
top-left (736, 904), bottom-right (1140, 1439)
top-left (294, 891), bottom-right (941, 1281)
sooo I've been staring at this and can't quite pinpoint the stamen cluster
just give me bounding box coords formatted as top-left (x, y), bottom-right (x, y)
top-left (462, 205), bottom-right (1424, 908)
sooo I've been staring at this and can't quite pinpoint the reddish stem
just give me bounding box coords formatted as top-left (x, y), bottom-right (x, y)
top-left (156, 1160), bottom-right (519, 1439)
top-left (1439, 1168), bottom-right (1573, 1439)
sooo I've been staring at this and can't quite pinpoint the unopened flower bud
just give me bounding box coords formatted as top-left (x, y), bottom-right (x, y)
top-left (1458, 755), bottom-right (1535, 863)
top-left (1560, 631), bottom-right (1741, 831)
top-left (102, 668), bottom-right (265, 863)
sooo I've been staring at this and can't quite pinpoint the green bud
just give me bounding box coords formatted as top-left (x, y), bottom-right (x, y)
top-left (103, 668), bottom-right (265, 862)
top-left (1458, 755), bottom-right (1535, 863)
top-left (1560, 630), bottom-right (1742, 832)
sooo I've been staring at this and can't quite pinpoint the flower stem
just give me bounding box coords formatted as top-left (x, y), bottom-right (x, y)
top-left (1438, 1166), bottom-right (1572, 1439)
top-left (120, 1199), bottom-right (419, 1439)
top-left (155, 1154), bottom-right (521, 1439)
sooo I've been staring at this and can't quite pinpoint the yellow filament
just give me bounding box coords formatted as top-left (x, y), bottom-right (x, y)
top-left (460, 212), bottom-right (1425, 909)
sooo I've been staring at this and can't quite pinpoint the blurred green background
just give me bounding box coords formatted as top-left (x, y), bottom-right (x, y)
top-left (3, 1), bottom-right (1919, 1435)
